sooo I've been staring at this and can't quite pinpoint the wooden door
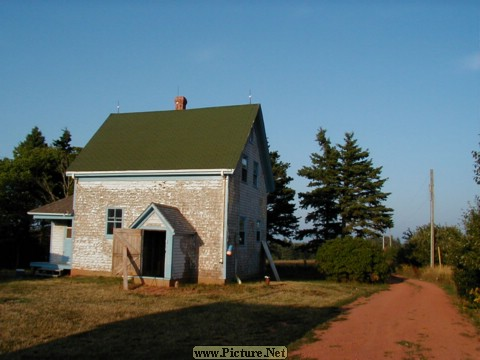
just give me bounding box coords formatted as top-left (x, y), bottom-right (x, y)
top-left (112, 228), bottom-right (143, 276)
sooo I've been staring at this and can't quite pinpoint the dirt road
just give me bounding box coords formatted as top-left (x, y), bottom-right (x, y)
top-left (292, 278), bottom-right (480, 359)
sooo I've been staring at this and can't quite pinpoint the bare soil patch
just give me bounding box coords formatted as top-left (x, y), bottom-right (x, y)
top-left (292, 278), bottom-right (480, 359)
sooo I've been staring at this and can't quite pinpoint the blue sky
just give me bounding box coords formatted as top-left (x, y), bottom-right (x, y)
top-left (1, 1), bottom-right (478, 238)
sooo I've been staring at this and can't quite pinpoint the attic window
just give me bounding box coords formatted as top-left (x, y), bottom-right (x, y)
top-left (241, 155), bottom-right (248, 183)
top-left (253, 161), bottom-right (259, 188)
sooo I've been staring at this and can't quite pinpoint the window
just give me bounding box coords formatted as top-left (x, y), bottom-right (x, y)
top-left (241, 155), bottom-right (248, 183)
top-left (66, 227), bottom-right (73, 239)
top-left (106, 208), bottom-right (123, 236)
top-left (253, 161), bottom-right (259, 188)
top-left (256, 220), bottom-right (261, 242)
top-left (239, 216), bottom-right (246, 245)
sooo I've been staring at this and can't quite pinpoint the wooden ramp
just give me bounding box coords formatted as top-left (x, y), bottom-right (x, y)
top-left (261, 240), bottom-right (280, 281)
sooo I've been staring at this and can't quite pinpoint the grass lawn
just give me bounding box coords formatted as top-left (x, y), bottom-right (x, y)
top-left (0, 272), bottom-right (386, 359)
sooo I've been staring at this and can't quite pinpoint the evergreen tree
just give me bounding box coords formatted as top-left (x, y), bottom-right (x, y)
top-left (298, 129), bottom-right (393, 249)
top-left (473, 136), bottom-right (480, 185)
top-left (267, 150), bottom-right (299, 246)
top-left (298, 129), bottom-right (341, 247)
top-left (338, 132), bottom-right (393, 238)
top-left (52, 128), bottom-right (81, 197)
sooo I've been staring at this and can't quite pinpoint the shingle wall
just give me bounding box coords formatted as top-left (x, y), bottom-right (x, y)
top-left (72, 177), bottom-right (225, 280)
top-left (226, 128), bottom-right (267, 280)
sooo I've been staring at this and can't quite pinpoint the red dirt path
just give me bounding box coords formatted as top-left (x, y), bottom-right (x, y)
top-left (292, 278), bottom-right (480, 359)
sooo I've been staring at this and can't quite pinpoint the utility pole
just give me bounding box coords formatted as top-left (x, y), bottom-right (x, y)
top-left (430, 169), bottom-right (435, 268)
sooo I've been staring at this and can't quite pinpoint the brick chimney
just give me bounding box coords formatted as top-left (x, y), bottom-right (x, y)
top-left (175, 96), bottom-right (187, 110)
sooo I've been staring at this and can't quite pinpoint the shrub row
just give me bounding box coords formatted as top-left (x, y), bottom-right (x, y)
top-left (316, 236), bottom-right (391, 283)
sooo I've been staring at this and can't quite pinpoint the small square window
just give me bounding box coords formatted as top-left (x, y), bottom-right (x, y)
top-left (106, 208), bottom-right (123, 236)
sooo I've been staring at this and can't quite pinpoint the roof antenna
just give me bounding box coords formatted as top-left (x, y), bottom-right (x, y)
top-left (116, 101), bottom-right (120, 113)
top-left (249, 89), bottom-right (252, 104)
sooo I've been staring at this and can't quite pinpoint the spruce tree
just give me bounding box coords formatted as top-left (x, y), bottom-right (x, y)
top-left (473, 136), bottom-right (480, 185)
top-left (338, 132), bottom-right (393, 238)
top-left (267, 150), bottom-right (299, 246)
top-left (298, 129), bottom-right (341, 247)
top-left (298, 129), bottom-right (393, 249)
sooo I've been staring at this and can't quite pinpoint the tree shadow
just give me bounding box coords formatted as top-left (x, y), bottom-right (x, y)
top-left (387, 275), bottom-right (406, 284)
top-left (4, 302), bottom-right (343, 360)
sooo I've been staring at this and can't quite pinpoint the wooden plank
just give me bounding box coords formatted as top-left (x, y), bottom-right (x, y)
top-left (112, 228), bottom-right (143, 277)
top-left (261, 240), bottom-right (280, 281)
top-left (123, 245), bottom-right (128, 290)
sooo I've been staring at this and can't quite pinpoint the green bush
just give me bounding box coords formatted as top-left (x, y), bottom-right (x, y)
top-left (450, 199), bottom-right (480, 306)
top-left (316, 236), bottom-right (391, 283)
top-left (453, 267), bottom-right (480, 304)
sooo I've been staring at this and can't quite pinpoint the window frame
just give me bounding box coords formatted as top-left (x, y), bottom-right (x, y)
top-left (253, 161), bottom-right (259, 188)
top-left (241, 154), bottom-right (249, 183)
top-left (256, 220), bottom-right (262, 242)
top-left (106, 208), bottom-right (123, 238)
top-left (239, 216), bottom-right (246, 245)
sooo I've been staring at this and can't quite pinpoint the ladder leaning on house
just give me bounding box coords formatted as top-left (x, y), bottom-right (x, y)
top-left (261, 240), bottom-right (280, 281)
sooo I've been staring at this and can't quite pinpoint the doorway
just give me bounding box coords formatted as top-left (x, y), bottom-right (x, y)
top-left (142, 230), bottom-right (166, 277)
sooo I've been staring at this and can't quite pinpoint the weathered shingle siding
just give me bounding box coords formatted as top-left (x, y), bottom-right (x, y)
top-left (50, 221), bottom-right (67, 264)
top-left (171, 234), bottom-right (198, 281)
top-left (226, 127), bottom-right (267, 280)
top-left (72, 177), bottom-right (224, 279)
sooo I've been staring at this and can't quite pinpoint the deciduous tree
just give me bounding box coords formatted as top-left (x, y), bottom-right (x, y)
top-left (0, 127), bottom-right (80, 268)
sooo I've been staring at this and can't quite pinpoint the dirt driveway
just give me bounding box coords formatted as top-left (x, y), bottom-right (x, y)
top-left (292, 278), bottom-right (480, 359)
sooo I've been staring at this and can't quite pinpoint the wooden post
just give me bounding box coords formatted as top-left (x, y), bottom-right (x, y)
top-left (437, 246), bottom-right (442, 268)
top-left (261, 240), bottom-right (280, 281)
top-left (430, 169), bottom-right (435, 268)
top-left (123, 245), bottom-right (128, 290)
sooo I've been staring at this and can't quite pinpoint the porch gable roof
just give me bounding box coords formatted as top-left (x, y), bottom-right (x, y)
top-left (130, 203), bottom-right (196, 235)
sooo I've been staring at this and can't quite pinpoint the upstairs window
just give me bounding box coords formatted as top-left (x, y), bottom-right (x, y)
top-left (106, 208), bottom-right (123, 236)
top-left (241, 155), bottom-right (249, 183)
top-left (256, 220), bottom-right (262, 242)
top-left (239, 216), bottom-right (246, 245)
top-left (253, 161), bottom-right (259, 188)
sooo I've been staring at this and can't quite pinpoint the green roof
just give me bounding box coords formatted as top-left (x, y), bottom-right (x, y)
top-left (68, 104), bottom-right (268, 175)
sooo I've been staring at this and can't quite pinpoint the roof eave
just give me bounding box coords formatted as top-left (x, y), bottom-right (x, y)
top-left (28, 213), bottom-right (74, 220)
top-left (66, 168), bottom-right (236, 178)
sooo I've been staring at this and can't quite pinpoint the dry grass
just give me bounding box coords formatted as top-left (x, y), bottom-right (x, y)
top-left (397, 264), bottom-right (454, 286)
top-left (0, 274), bottom-right (386, 359)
